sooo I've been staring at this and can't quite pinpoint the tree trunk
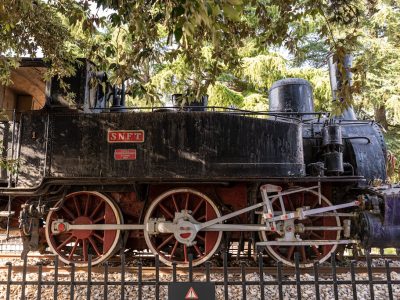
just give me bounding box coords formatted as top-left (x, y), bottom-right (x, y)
top-left (374, 105), bottom-right (388, 130)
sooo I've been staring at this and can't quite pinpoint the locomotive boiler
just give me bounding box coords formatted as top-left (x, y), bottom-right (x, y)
top-left (0, 57), bottom-right (398, 268)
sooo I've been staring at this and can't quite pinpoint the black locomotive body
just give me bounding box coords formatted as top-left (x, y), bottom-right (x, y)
top-left (0, 58), bottom-right (398, 268)
top-left (18, 110), bottom-right (304, 186)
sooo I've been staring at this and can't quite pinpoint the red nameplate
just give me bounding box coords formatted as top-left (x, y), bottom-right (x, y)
top-left (108, 130), bottom-right (144, 143)
top-left (114, 149), bottom-right (137, 160)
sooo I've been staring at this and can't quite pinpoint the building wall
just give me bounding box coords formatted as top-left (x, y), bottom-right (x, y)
top-left (0, 85), bottom-right (17, 120)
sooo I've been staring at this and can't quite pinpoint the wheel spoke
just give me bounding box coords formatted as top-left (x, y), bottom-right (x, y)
top-left (310, 231), bottom-right (323, 239)
top-left (83, 239), bottom-right (88, 261)
top-left (286, 246), bottom-right (295, 260)
top-left (88, 236), bottom-right (101, 256)
top-left (56, 234), bottom-right (74, 251)
top-left (93, 215), bottom-right (105, 224)
top-left (197, 215), bottom-right (206, 221)
top-left (287, 197), bottom-right (295, 211)
top-left (156, 234), bottom-right (174, 251)
top-left (90, 201), bottom-right (103, 219)
top-left (68, 238), bottom-right (80, 260)
top-left (196, 234), bottom-right (205, 242)
top-left (73, 197), bottom-right (81, 217)
top-left (159, 203), bottom-right (174, 219)
top-left (185, 193), bottom-right (189, 210)
top-left (193, 244), bottom-right (202, 257)
top-left (300, 246), bottom-right (307, 262)
top-left (310, 216), bottom-right (322, 223)
top-left (84, 194), bottom-right (90, 216)
top-left (312, 245), bottom-right (321, 258)
top-left (192, 199), bottom-right (204, 217)
top-left (311, 198), bottom-right (319, 209)
top-left (172, 195), bottom-right (179, 212)
top-left (170, 241), bottom-right (179, 258)
top-left (61, 205), bottom-right (75, 220)
top-left (183, 244), bottom-right (188, 262)
top-left (93, 232), bottom-right (103, 242)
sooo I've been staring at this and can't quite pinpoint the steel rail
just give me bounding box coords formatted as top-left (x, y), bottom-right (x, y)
top-left (0, 264), bottom-right (398, 276)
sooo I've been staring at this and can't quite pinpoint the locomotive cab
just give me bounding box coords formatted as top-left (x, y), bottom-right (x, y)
top-left (0, 59), bottom-right (48, 184)
top-left (0, 58), bottom-right (47, 118)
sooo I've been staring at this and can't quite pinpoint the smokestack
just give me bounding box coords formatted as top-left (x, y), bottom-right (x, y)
top-left (327, 53), bottom-right (357, 120)
top-left (110, 82), bottom-right (126, 112)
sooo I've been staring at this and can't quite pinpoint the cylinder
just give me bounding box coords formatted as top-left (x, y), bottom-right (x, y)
top-left (324, 152), bottom-right (344, 174)
top-left (359, 212), bottom-right (400, 248)
top-left (322, 124), bottom-right (343, 146)
top-left (268, 78), bottom-right (314, 117)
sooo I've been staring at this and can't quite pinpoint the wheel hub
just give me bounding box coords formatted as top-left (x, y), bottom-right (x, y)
top-left (72, 216), bottom-right (93, 239)
top-left (175, 220), bottom-right (197, 245)
top-left (172, 211), bottom-right (199, 245)
top-left (277, 219), bottom-right (297, 241)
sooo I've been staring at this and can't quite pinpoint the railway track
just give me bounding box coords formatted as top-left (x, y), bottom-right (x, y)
top-left (0, 253), bottom-right (398, 276)
top-left (0, 264), bottom-right (399, 276)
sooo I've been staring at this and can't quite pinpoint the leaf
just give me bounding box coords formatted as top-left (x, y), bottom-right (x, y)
top-left (174, 27), bottom-right (183, 43)
top-left (222, 4), bottom-right (240, 21)
top-left (105, 46), bottom-right (115, 57)
top-left (227, 0), bottom-right (243, 5)
top-left (110, 13), bottom-right (121, 26)
top-left (153, 12), bottom-right (164, 22)
top-left (172, 5), bottom-right (185, 18)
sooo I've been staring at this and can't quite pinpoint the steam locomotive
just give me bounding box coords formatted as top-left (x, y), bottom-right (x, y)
top-left (0, 56), bottom-right (398, 268)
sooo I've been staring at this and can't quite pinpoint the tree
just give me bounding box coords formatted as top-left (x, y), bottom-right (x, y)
top-left (0, 0), bottom-right (377, 108)
top-left (355, 0), bottom-right (400, 129)
top-left (205, 47), bottom-right (331, 112)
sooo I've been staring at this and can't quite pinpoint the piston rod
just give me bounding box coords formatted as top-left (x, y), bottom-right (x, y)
top-left (51, 222), bottom-right (343, 233)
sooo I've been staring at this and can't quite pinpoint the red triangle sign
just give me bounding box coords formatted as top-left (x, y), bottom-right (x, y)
top-left (185, 287), bottom-right (199, 299)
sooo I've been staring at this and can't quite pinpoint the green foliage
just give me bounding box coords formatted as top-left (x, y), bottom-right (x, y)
top-left (353, 0), bottom-right (400, 125)
top-left (201, 47), bottom-right (331, 112)
top-left (385, 128), bottom-right (400, 182)
top-left (0, 0), bottom-right (381, 106)
top-left (0, 0), bottom-right (398, 125)
top-left (208, 83), bottom-right (244, 108)
top-left (0, 0), bottom-right (82, 83)
top-left (241, 93), bottom-right (269, 111)
top-left (240, 53), bottom-right (286, 90)
top-left (0, 143), bottom-right (19, 174)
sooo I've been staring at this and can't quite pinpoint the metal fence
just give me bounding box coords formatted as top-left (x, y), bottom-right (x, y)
top-left (0, 252), bottom-right (399, 300)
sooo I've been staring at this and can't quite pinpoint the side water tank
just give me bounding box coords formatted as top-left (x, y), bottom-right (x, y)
top-left (269, 78), bottom-right (314, 117)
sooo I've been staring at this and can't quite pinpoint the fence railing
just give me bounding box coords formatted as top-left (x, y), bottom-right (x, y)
top-left (0, 252), bottom-right (399, 300)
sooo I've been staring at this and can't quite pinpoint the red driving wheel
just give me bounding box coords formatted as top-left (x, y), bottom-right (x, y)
top-left (261, 189), bottom-right (340, 268)
top-left (45, 191), bottom-right (122, 266)
top-left (144, 188), bottom-right (222, 267)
